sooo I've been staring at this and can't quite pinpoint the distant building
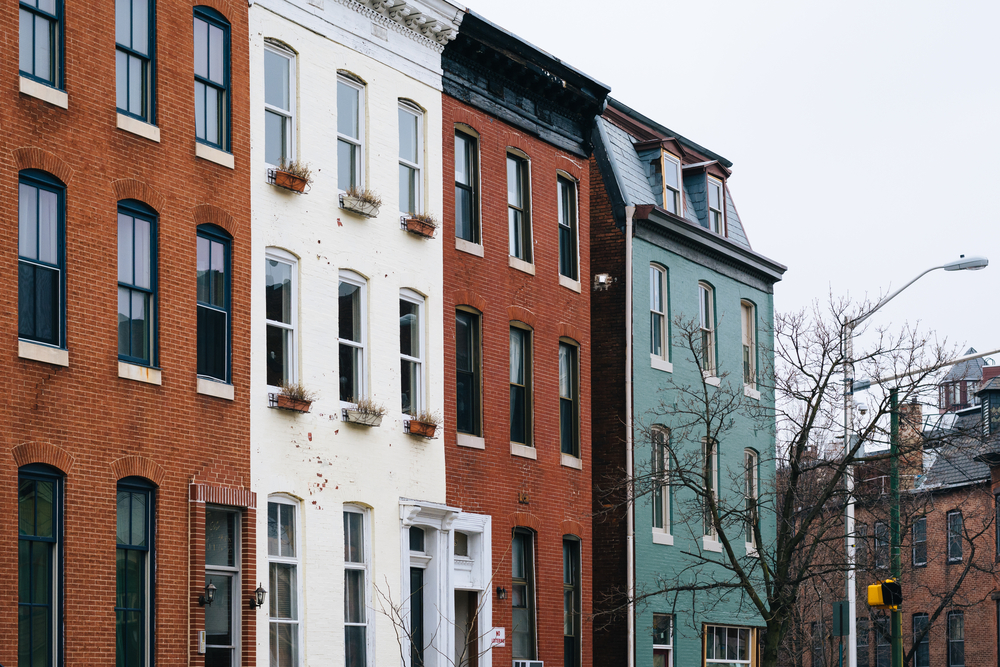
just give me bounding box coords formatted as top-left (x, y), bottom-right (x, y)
top-left (939, 347), bottom-right (985, 413)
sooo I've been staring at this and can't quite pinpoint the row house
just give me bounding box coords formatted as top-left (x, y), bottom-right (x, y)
top-left (589, 98), bottom-right (785, 667)
top-left (4, 0), bottom-right (254, 666)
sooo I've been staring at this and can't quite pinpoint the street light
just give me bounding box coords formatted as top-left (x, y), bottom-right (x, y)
top-left (842, 255), bottom-right (988, 667)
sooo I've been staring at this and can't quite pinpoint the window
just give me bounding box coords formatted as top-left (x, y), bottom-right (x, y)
top-left (652, 614), bottom-right (673, 667)
top-left (268, 499), bottom-right (300, 667)
top-left (400, 290), bottom-right (424, 416)
top-left (18, 464), bottom-right (62, 667)
top-left (398, 102), bottom-right (422, 214)
top-left (563, 537), bottom-right (581, 667)
top-left (661, 153), bottom-right (682, 215)
top-left (339, 272), bottom-right (367, 403)
top-left (194, 7), bottom-right (230, 150)
top-left (650, 265), bottom-right (668, 364)
top-left (651, 427), bottom-right (670, 534)
top-left (912, 517), bottom-right (927, 567)
top-left (507, 152), bottom-right (531, 262)
top-left (741, 301), bottom-right (756, 388)
top-left (948, 611), bottom-right (965, 667)
top-left (455, 129), bottom-right (479, 243)
top-left (745, 450), bottom-right (758, 549)
top-left (205, 507), bottom-right (240, 667)
top-left (703, 440), bottom-right (718, 538)
top-left (344, 506), bottom-right (369, 667)
top-left (948, 511), bottom-right (963, 563)
top-left (698, 283), bottom-right (716, 376)
top-left (874, 617), bottom-right (890, 667)
top-left (705, 626), bottom-right (752, 665)
top-left (455, 310), bottom-right (481, 436)
top-left (410, 563), bottom-right (424, 667)
top-left (811, 621), bottom-right (824, 667)
top-left (708, 176), bottom-right (724, 234)
top-left (558, 175), bottom-right (578, 280)
top-left (18, 171), bottom-right (64, 348)
top-left (856, 618), bottom-right (869, 667)
top-left (511, 529), bottom-right (536, 660)
top-left (118, 201), bottom-right (157, 366)
top-left (912, 614), bottom-right (929, 667)
top-left (116, 0), bottom-right (154, 121)
top-left (856, 524), bottom-right (868, 569)
top-left (337, 75), bottom-right (363, 191)
top-left (265, 250), bottom-right (296, 388)
top-left (197, 226), bottom-right (231, 382)
top-left (509, 326), bottom-right (532, 445)
top-left (19, 0), bottom-right (61, 87)
top-left (559, 342), bottom-right (579, 458)
top-left (874, 521), bottom-right (888, 569)
top-left (264, 44), bottom-right (294, 166)
top-left (117, 477), bottom-right (154, 667)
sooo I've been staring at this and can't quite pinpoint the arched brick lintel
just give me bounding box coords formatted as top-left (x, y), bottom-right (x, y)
top-left (111, 455), bottom-right (166, 487)
top-left (558, 323), bottom-right (583, 346)
top-left (561, 520), bottom-right (584, 539)
top-left (194, 0), bottom-right (239, 23)
top-left (194, 204), bottom-right (239, 238)
top-left (12, 442), bottom-right (75, 474)
top-left (454, 290), bottom-right (487, 313)
top-left (13, 147), bottom-right (74, 185)
top-left (113, 179), bottom-right (167, 213)
top-left (509, 511), bottom-right (541, 532)
top-left (507, 305), bottom-right (537, 329)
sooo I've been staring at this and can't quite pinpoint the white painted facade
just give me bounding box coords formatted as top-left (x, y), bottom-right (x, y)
top-left (248, 2), bottom-right (491, 666)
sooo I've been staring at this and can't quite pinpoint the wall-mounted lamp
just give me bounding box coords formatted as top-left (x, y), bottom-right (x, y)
top-left (249, 583), bottom-right (267, 610)
top-left (199, 581), bottom-right (217, 607)
top-left (496, 587), bottom-right (507, 600)
top-left (592, 273), bottom-right (615, 292)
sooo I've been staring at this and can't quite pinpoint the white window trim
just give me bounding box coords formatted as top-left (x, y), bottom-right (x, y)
top-left (400, 288), bottom-right (425, 418)
top-left (744, 450), bottom-right (758, 556)
top-left (337, 74), bottom-right (365, 192)
top-left (556, 171), bottom-right (580, 282)
top-left (705, 625), bottom-right (755, 665)
top-left (707, 176), bottom-right (726, 235)
top-left (264, 43), bottom-right (295, 167)
top-left (661, 151), bottom-right (682, 216)
top-left (652, 614), bottom-right (674, 667)
top-left (651, 426), bottom-right (671, 540)
top-left (398, 100), bottom-right (423, 214)
top-left (650, 264), bottom-right (668, 366)
top-left (741, 300), bottom-right (757, 393)
top-left (703, 438), bottom-right (718, 540)
top-left (267, 495), bottom-right (303, 666)
top-left (339, 270), bottom-right (368, 408)
top-left (343, 504), bottom-right (372, 667)
top-left (698, 282), bottom-right (716, 377)
top-left (455, 124), bottom-right (483, 249)
top-left (265, 248), bottom-right (298, 392)
top-left (506, 149), bottom-right (533, 263)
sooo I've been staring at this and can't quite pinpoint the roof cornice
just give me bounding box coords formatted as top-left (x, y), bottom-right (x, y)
top-left (350, 0), bottom-right (464, 47)
top-left (605, 99), bottom-right (733, 169)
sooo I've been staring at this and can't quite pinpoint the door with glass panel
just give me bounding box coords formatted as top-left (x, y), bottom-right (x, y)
top-left (205, 507), bottom-right (240, 667)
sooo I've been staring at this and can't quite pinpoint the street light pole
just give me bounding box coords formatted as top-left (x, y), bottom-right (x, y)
top-left (890, 388), bottom-right (901, 667)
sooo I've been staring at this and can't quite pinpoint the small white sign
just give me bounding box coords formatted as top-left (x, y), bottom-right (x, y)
top-left (489, 627), bottom-right (506, 648)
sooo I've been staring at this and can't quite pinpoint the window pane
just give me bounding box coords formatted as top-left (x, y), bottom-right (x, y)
top-left (128, 54), bottom-right (144, 116)
top-left (399, 164), bottom-right (416, 214)
top-left (337, 81), bottom-right (359, 139)
top-left (38, 189), bottom-right (57, 265)
top-left (266, 324), bottom-right (290, 387)
top-left (455, 133), bottom-right (470, 185)
top-left (19, 183), bottom-right (37, 260)
top-left (205, 509), bottom-right (235, 567)
top-left (401, 359), bottom-right (418, 416)
top-left (130, 492), bottom-right (146, 547)
top-left (510, 329), bottom-right (524, 385)
top-left (204, 574), bottom-right (232, 643)
top-left (264, 49), bottom-right (289, 110)
top-left (338, 140), bottom-right (356, 191)
top-left (507, 157), bottom-right (520, 206)
top-left (19, 10), bottom-right (32, 75)
top-left (559, 344), bottom-right (572, 398)
top-left (118, 287), bottom-right (130, 357)
top-left (400, 299), bottom-right (419, 358)
top-left (456, 186), bottom-right (474, 242)
top-left (130, 291), bottom-right (149, 362)
top-left (34, 16), bottom-right (52, 83)
top-left (133, 216), bottom-right (150, 289)
top-left (338, 281), bottom-right (361, 342)
top-left (193, 18), bottom-right (208, 79)
top-left (206, 86), bottom-right (220, 145)
top-left (196, 236), bottom-right (211, 303)
top-left (339, 344), bottom-right (361, 403)
top-left (398, 107), bottom-right (418, 163)
top-left (197, 305), bottom-right (227, 380)
top-left (132, 0), bottom-right (148, 54)
top-left (209, 24), bottom-right (224, 84)
top-left (280, 504), bottom-right (295, 557)
top-left (270, 562), bottom-right (296, 620)
top-left (265, 259), bottom-right (292, 324)
top-left (265, 109), bottom-right (285, 166)
top-left (344, 512), bottom-right (363, 563)
top-left (268, 503), bottom-right (279, 557)
top-left (345, 626), bottom-right (367, 667)
top-left (344, 569), bottom-right (365, 623)
top-left (195, 81), bottom-right (206, 140)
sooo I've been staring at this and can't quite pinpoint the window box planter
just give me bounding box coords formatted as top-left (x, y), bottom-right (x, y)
top-left (268, 168), bottom-right (310, 194)
top-left (405, 419), bottom-right (438, 438)
top-left (402, 216), bottom-right (437, 239)
top-left (342, 408), bottom-right (383, 427)
top-left (340, 194), bottom-right (380, 218)
top-left (269, 393), bottom-right (312, 413)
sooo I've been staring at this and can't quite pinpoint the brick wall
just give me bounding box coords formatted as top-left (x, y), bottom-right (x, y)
top-left (442, 95), bottom-right (594, 666)
top-left (0, 0), bottom-right (254, 664)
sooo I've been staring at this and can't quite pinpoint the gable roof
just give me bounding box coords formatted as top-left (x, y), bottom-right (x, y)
top-left (942, 347), bottom-right (985, 383)
top-left (919, 409), bottom-right (990, 490)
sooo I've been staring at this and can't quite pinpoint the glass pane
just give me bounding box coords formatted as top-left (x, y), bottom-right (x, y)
top-left (455, 133), bottom-right (469, 185)
top-left (456, 312), bottom-right (472, 372)
top-left (211, 240), bottom-right (226, 307)
top-left (709, 181), bottom-right (720, 209)
top-left (129, 53), bottom-right (144, 115)
top-left (30, 541), bottom-right (50, 603)
top-left (20, 10), bottom-right (32, 76)
top-left (511, 533), bottom-right (524, 578)
top-left (344, 569), bottom-right (365, 623)
top-left (398, 107), bottom-right (418, 163)
top-left (337, 81), bottom-right (359, 139)
top-left (265, 259), bottom-right (292, 324)
top-left (399, 299), bottom-right (419, 357)
top-left (339, 344), bottom-right (360, 402)
top-left (131, 492), bottom-right (146, 546)
top-left (130, 291), bottom-right (148, 362)
top-left (456, 186), bottom-right (473, 242)
top-left (280, 504), bottom-right (295, 557)
top-left (344, 511), bottom-right (363, 563)
top-left (338, 140), bottom-right (356, 191)
top-left (30, 605), bottom-right (51, 662)
top-left (133, 216), bottom-right (150, 289)
top-left (345, 625), bottom-right (367, 667)
top-left (205, 509), bottom-right (235, 567)
top-left (274, 622), bottom-right (296, 667)
top-left (338, 281), bottom-right (361, 342)
top-left (34, 16), bottom-right (52, 83)
top-left (193, 18), bottom-right (208, 79)
top-left (664, 157), bottom-right (679, 190)
top-left (507, 157), bottom-right (520, 206)
top-left (265, 110), bottom-right (285, 166)
top-left (195, 82), bottom-right (206, 140)
top-left (206, 86), bottom-right (220, 145)
top-left (511, 388), bottom-right (526, 441)
top-left (209, 24), bottom-right (224, 85)
top-left (37, 190), bottom-right (57, 265)
top-left (264, 49), bottom-right (289, 110)
top-left (198, 305), bottom-right (227, 380)
top-left (117, 491), bottom-right (130, 544)
top-left (125, 549), bottom-right (143, 609)
top-left (118, 215), bottom-right (133, 283)
top-left (559, 344), bottom-right (572, 398)
top-left (409, 527), bottom-right (424, 552)
top-left (35, 479), bottom-right (53, 538)
top-left (19, 478), bottom-right (35, 536)
top-left (19, 183), bottom-right (38, 260)
top-left (132, 0), bottom-right (148, 54)
top-left (118, 287), bottom-right (130, 357)
top-left (197, 236), bottom-right (210, 303)
top-left (204, 575), bottom-right (232, 643)
top-left (651, 314), bottom-right (662, 357)
top-left (508, 208), bottom-right (521, 258)
top-left (265, 324), bottom-right (289, 387)
top-left (268, 503), bottom-right (279, 557)
top-left (401, 359), bottom-right (417, 415)
top-left (399, 164), bottom-right (416, 214)
top-left (270, 562), bottom-right (296, 619)
top-left (509, 328), bottom-right (524, 385)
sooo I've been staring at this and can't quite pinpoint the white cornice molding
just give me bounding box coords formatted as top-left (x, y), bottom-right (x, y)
top-left (347, 0), bottom-right (463, 47)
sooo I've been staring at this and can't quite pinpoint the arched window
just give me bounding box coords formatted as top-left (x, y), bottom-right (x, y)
top-left (455, 125), bottom-right (480, 245)
top-left (337, 73), bottom-right (365, 192)
top-left (506, 149), bottom-right (531, 263)
top-left (512, 528), bottom-right (537, 660)
top-left (197, 225), bottom-right (231, 382)
top-left (509, 323), bottom-right (532, 446)
top-left (19, 170), bottom-right (65, 349)
top-left (118, 199), bottom-right (158, 366)
top-left (741, 300), bottom-right (757, 391)
top-left (455, 307), bottom-right (482, 438)
top-left (559, 340), bottom-right (579, 459)
top-left (268, 495), bottom-right (301, 667)
top-left (557, 173), bottom-right (578, 281)
top-left (652, 427), bottom-right (670, 537)
top-left (698, 282), bottom-right (716, 376)
top-left (193, 6), bottom-right (231, 150)
top-left (398, 100), bottom-right (424, 215)
top-left (744, 450), bottom-right (758, 551)
top-left (265, 248), bottom-right (296, 388)
top-left (264, 41), bottom-right (295, 165)
top-left (400, 289), bottom-right (424, 416)
top-left (117, 476), bottom-right (155, 667)
top-left (649, 265), bottom-right (669, 370)
top-left (18, 463), bottom-right (63, 665)
top-left (343, 504), bottom-right (370, 667)
top-left (339, 270), bottom-right (367, 403)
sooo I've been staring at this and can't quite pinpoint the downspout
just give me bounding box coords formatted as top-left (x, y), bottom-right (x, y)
top-left (624, 204), bottom-right (636, 667)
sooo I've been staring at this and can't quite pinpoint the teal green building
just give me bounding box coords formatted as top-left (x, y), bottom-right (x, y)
top-left (590, 98), bottom-right (785, 667)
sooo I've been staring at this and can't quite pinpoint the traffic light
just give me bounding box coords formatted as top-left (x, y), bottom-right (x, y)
top-left (867, 579), bottom-right (902, 610)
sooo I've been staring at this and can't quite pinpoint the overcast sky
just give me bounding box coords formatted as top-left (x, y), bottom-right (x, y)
top-left (465, 0), bottom-right (999, 365)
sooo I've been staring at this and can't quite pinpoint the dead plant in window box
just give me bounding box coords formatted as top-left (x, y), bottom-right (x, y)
top-left (269, 159), bottom-right (313, 194)
top-left (340, 186), bottom-right (382, 218)
top-left (271, 381), bottom-right (317, 413)
top-left (342, 396), bottom-right (387, 427)
top-left (402, 212), bottom-right (438, 239)
top-left (406, 410), bottom-right (441, 438)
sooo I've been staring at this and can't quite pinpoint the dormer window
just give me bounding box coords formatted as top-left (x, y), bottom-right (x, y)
top-left (708, 176), bottom-right (724, 234)
top-left (662, 152), bottom-right (682, 215)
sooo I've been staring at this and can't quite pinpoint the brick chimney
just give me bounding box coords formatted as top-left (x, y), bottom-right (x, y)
top-left (899, 401), bottom-right (924, 489)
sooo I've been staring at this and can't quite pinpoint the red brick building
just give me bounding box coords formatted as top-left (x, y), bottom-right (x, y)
top-left (440, 12), bottom-right (609, 667)
top-left (2, 1), bottom-right (254, 665)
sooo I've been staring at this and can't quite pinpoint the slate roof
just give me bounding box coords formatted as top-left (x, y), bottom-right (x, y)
top-left (596, 116), bottom-right (753, 251)
top-left (942, 347), bottom-right (984, 383)
top-left (980, 377), bottom-right (1000, 393)
top-left (918, 409), bottom-right (990, 489)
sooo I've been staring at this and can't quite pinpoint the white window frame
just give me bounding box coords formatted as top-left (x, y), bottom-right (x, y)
top-left (454, 124), bottom-right (482, 251)
top-left (744, 450), bottom-right (758, 556)
top-left (741, 300), bottom-right (758, 397)
top-left (398, 100), bottom-right (423, 215)
top-left (651, 426), bottom-right (673, 546)
top-left (338, 270), bottom-right (368, 407)
top-left (556, 171), bottom-right (579, 284)
top-left (662, 151), bottom-right (682, 216)
top-left (264, 42), bottom-right (295, 167)
top-left (265, 248), bottom-right (297, 391)
top-left (506, 148), bottom-right (533, 266)
top-left (267, 495), bottom-right (302, 667)
top-left (399, 289), bottom-right (425, 418)
top-left (653, 613), bottom-right (674, 667)
top-left (707, 176), bottom-right (725, 235)
top-left (704, 625), bottom-right (754, 666)
top-left (337, 73), bottom-right (365, 193)
top-left (650, 264), bottom-right (671, 372)
top-left (699, 282), bottom-right (717, 379)
top-left (509, 322), bottom-right (533, 450)
top-left (343, 504), bottom-right (372, 667)
top-left (702, 439), bottom-right (720, 551)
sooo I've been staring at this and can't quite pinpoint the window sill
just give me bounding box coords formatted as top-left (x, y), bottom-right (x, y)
top-left (508, 256), bottom-right (535, 275)
top-left (197, 377), bottom-right (234, 400)
top-left (19, 340), bottom-right (68, 367)
top-left (652, 530), bottom-right (674, 546)
top-left (119, 361), bottom-right (162, 385)
top-left (702, 536), bottom-right (722, 553)
top-left (744, 385), bottom-right (761, 400)
top-left (745, 543), bottom-right (758, 558)
top-left (455, 238), bottom-right (484, 257)
top-left (650, 355), bottom-right (673, 373)
top-left (19, 76), bottom-right (68, 109)
top-left (117, 113), bottom-right (160, 142)
top-left (457, 433), bottom-right (485, 449)
top-left (560, 452), bottom-right (582, 469)
top-left (195, 142), bottom-right (235, 169)
top-left (703, 373), bottom-right (721, 387)
top-left (510, 442), bottom-right (536, 460)
top-left (558, 275), bottom-right (581, 293)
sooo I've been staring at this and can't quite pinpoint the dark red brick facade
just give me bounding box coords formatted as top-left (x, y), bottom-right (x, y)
top-left (442, 95), bottom-right (593, 666)
top-left (0, 0), bottom-right (254, 664)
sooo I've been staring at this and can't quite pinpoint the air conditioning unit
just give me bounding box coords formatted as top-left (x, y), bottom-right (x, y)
top-left (512, 661), bottom-right (543, 667)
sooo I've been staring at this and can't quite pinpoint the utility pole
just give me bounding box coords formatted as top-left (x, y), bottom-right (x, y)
top-left (890, 388), bottom-right (902, 667)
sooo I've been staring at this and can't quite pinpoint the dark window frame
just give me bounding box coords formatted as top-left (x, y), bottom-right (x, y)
top-left (562, 536), bottom-right (581, 667)
top-left (557, 174), bottom-right (578, 280)
top-left (117, 476), bottom-right (155, 667)
top-left (856, 617), bottom-right (870, 667)
top-left (509, 324), bottom-right (532, 446)
top-left (116, 0), bottom-right (156, 123)
top-left (19, 0), bottom-right (63, 88)
top-left (947, 510), bottom-right (963, 563)
top-left (912, 613), bottom-right (929, 667)
top-left (511, 528), bottom-right (536, 660)
top-left (193, 6), bottom-right (231, 151)
top-left (651, 427), bottom-right (670, 532)
top-left (947, 610), bottom-right (965, 667)
top-left (18, 463), bottom-right (63, 667)
top-left (559, 341), bottom-right (579, 458)
top-left (117, 199), bottom-right (159, 367)
top-left (874, 520), bottom-right (889, 570)
top-left (506, 152), bottom-right (532, 263)
top-left (455, 308), bottom-right (481, 437)
top-left (454, 127), bottom-right (479, 244)
top-left (18, 169), bottom-right (66, 349)
top-left (197, 224), bottom-right (232, 383)
top-left (912, 516), bottom-right (927, 567)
